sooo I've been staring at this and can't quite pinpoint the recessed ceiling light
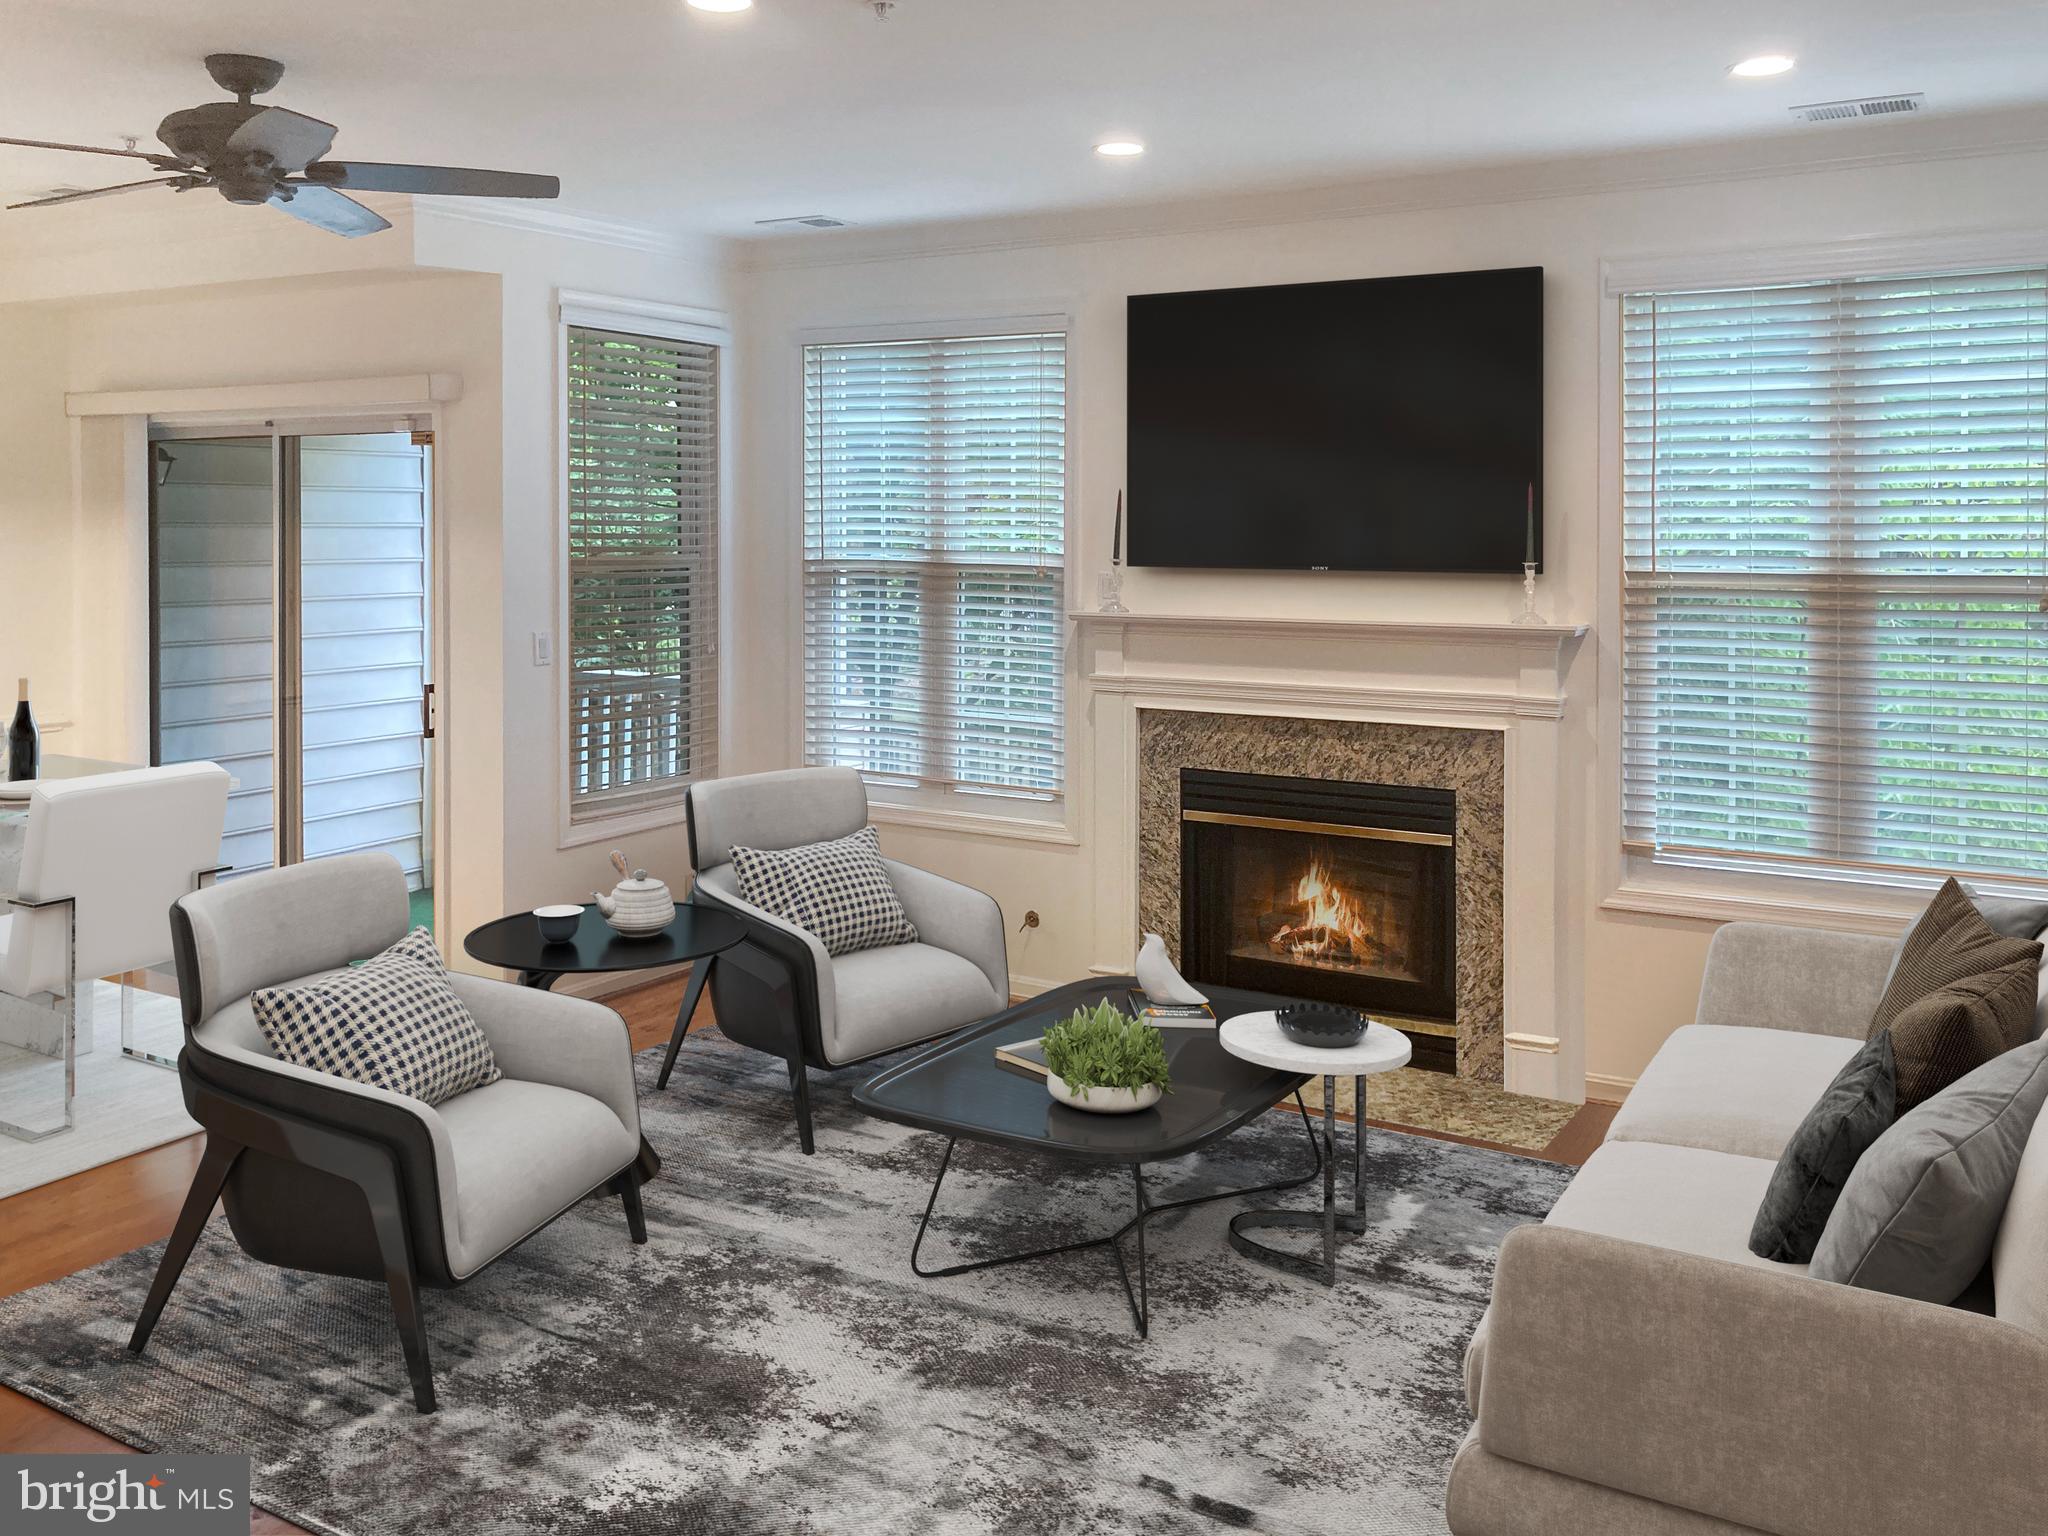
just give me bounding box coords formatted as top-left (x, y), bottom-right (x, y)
top-left (687, 0), bottom-right (753, 12)
top-left (1095, 139), bottom-right (1146, 158)
top-left (1730, 54), bottom-right (1796, 78)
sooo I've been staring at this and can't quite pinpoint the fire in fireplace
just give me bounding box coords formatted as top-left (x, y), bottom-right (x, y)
top-left (1179, 768), bottom-right (1458, 1071)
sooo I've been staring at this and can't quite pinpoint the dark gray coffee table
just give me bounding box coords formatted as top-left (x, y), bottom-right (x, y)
top-left (853, 977), bottom-right (1319, 1336)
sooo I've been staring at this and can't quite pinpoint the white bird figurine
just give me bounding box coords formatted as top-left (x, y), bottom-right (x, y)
top-left (1134, 932), bottom-right (1208, 1005)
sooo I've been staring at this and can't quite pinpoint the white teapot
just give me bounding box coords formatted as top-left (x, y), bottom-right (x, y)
top-left (592, 849), bottom-right (675, 937)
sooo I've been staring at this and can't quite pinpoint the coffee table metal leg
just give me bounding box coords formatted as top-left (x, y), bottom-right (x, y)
top-left (517, 970), bottom-right (561, 990)
top-left (655, 955), bottom-right (715, 1091)
top-left (908, 1095), bottom-right (1322, 1336)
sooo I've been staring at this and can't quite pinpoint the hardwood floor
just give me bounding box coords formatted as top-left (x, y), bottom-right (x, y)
top-left (0, 969), bottom-right (1614, 1532)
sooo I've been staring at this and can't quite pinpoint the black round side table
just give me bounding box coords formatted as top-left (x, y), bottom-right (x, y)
top-left (463, 901), bottom-right (747, 1093)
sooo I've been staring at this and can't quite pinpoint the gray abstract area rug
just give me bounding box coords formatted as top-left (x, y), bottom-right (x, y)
top-left (0, 1030), bottom-right (1571, 1536)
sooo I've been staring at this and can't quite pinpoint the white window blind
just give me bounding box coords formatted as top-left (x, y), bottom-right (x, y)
top-left (802, 332), bottom-right (1067, 799)
top-left (1621, 266), bottom-right (2048, 882)
top-left (566, 323), bottom-right (718, 817)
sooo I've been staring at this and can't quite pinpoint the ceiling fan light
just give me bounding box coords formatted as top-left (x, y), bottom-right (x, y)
top-left (1095, 139), bottom-right (1146, 158)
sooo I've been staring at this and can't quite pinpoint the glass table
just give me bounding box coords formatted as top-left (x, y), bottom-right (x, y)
top-left (853, 977), bottom-right (1321, 1336)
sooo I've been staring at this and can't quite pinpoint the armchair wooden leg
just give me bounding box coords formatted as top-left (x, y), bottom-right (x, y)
top-left (788, 1056), bottom-right (816, 1156)
top-left (129, 1134), bottom-right (240, 1355)
top-left (612, 1170), bottom-right (648, 1244)
top-left (364, 1175), bottom-right (437, 1414)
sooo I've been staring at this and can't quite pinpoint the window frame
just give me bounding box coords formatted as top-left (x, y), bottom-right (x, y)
top-left (793, 312), bottom-right (1079, 842)
top-left (1597, 229), bottom-right (2048, 930)
top-left (555, 291), bottom-right (732, 849)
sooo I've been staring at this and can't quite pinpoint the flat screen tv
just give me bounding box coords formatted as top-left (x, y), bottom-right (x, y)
top-left (1126, 266), bottom-right (1543, 573)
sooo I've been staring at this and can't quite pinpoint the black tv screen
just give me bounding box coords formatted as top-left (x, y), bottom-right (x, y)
top-left (1126, 266), bottom-right (1543, 573)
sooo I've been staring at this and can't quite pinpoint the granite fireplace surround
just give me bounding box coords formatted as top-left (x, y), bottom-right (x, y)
top-left (1136, 709), bottom-right (1506, 1082)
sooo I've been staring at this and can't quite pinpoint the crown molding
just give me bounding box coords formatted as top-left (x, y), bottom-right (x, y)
top-left (737, 106), bottom-right (2048, 273)
top-left (411, 198), bottom-right (734, 270)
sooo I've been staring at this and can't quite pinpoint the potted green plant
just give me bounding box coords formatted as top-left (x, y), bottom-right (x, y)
top-left (1040, 1000), bottom-right (1172, 1114)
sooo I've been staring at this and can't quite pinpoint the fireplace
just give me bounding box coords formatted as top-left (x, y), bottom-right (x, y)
top-left (1178, 768), bottom-right (1458, 1072)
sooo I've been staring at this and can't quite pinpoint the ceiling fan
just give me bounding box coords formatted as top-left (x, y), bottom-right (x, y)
top-left (1, 53), bottom-right (559, 237)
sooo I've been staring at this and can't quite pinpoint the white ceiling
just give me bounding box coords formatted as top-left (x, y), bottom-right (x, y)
top-left (5, 0), bottom-right (2048, 241)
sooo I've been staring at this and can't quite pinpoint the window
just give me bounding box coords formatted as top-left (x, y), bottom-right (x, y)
top-left (1621, 265), bottom-right (2048, 882)
top-left (802, 330), bottom-right (1067, 805)
top-left (566, 322), bottom-right (719, 819)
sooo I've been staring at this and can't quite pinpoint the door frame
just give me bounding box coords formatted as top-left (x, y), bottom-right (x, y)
top-left (115, 385), bottom-right (455, 942)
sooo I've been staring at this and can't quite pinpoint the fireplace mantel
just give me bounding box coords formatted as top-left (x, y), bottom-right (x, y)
top-left (1074, 609), bottom-right (1592, 1100)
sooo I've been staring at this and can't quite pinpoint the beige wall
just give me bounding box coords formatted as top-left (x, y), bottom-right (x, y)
top-left (411, 213), bottom-right (737, 918)
top-left (0, 210), bottom-right (737, 974)
top-left (0, 269), bottom-right (511, 950)
top-left (734, 140), bottom-right (2048, 1096)
top-left (0, 303), bottom-right (76, 742)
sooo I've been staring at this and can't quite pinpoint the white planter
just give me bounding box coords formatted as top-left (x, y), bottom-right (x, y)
top-left (1046, 1074), bottom-right (1163, 1115)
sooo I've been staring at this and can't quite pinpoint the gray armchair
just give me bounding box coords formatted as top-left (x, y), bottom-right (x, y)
top-left (130, 853), bottom-right (656, 1413)
top-left (675, 767), bottom-right (1007, 1152)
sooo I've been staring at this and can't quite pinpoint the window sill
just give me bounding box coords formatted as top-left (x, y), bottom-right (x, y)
top-left (868, 798), bottom-right (1079, 847)
top-left (560, 795), bottom-right (691, 850)
top-left (1601, 870), bottom-right (1920, 936)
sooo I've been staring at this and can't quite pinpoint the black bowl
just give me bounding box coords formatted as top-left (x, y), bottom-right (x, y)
top-left (1276, 1002), bottom-right (1368, 1049)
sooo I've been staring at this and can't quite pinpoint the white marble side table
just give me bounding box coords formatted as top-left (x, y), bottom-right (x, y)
top-left (1218, 1011), bottom-right (1412, 1286)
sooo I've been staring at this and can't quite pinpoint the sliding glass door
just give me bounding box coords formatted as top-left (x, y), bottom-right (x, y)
top-left (150, 427), bottom-right (435, 927)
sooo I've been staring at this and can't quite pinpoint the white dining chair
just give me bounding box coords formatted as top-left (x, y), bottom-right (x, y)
top-left (0, 762), bottom-right (230, 1139)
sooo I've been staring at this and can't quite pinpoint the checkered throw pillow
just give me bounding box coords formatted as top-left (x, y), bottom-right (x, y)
top-left (730, 824), bottom-right (918, 957)
top-left (251, 926), bottom-right (501, 1106)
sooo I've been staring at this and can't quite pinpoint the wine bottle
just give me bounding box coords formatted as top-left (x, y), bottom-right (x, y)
top-left (7, 677), bottom-right (38, 783)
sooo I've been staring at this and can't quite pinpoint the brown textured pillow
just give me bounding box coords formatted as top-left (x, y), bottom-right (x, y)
top-left (1871, 879), bottom-right (2040, 1112)
top-left (1883, 963), bottom-right (2037, 1113)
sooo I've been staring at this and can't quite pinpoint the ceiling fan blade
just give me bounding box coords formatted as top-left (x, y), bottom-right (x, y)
top-left (0, 135), bottom-right (181, 166)
top-left (271, 183), bottom-right (390, 238)
top-left (226, 106), bottom-right (337, 173)
top-left (6, 175), bottom-right (187, 210)
top-left (304, 161), bottom-right (559, 199)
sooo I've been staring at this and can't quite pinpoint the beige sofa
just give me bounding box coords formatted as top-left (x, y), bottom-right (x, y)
top-left (1449, 921), bottom-right (2048, 1536)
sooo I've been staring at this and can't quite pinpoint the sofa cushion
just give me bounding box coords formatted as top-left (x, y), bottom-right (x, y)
top-left (250, 926), bottom-right (500, 1106)
top-left (826, 940), bottom-right (1002, 1065)
top-left (1883, 955), bottom-right (2038, 1114)
top-left (1871, 879), bottom-right (2040, 1112)
top-left (1996, 1088), bottom-right (2048, 1341)
top-left (1881, 884), bottom-right (2048, 1042)
top-left (1815, 1037), bottom-right (2048, 1304)
top-left (1748, 1031), bottom-right (1896, 1264)
top-left (1546, 1141), bottom-right (1808, 1274)
top-left (438, 1078), bottom-right (639, 1278)
top-left (1607, 1024), bottom-right (1861, 1161)
top-left (731, 824), bottom-right (918, 958)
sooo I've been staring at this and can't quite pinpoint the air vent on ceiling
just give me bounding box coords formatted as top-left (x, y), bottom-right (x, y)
top-left (754, 214), bottom-right (852, 230)
top-left (1791, 93), bottom-right (1924, 125)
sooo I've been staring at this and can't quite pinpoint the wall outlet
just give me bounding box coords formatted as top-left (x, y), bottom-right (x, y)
top-left (532, 632), bottom-right (553, 666)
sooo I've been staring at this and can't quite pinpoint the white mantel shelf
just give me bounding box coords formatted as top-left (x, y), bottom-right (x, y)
top-left (1069, 611), bottom-right (1589, 645)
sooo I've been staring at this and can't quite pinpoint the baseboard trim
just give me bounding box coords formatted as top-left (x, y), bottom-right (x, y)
top-left (1584, 1072), bottom-right (1636, 1104)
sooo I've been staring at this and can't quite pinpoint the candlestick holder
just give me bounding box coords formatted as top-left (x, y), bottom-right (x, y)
top-left (1513, 562), bottom-right (1544, 626)
top-left (1096, 568), bottom-right (1130, 614)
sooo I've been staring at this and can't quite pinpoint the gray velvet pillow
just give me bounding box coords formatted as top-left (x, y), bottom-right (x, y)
top-left (1811, 1036), bottom-right (2048, 1302)
top-left (1749, 1031), bottom-right (1897, 1264)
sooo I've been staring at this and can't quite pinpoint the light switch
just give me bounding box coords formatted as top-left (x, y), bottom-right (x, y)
top-left (532, 632), bottom-right (553, 666)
